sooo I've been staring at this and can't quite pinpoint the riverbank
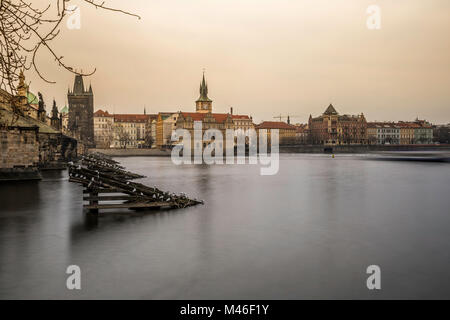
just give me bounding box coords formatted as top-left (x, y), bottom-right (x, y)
top-left (0, 167), bottom-right (42, 181)
top-left (280, 144), bottom-right (450, 153)
top-left (89, 148), bottom-right (172, 157)
top-left (90, 145), bottom-right (450, 157)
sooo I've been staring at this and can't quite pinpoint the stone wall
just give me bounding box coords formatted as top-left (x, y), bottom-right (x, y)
top-left (1, 127), bottom-right (77, 173)
top-left (1, 127), bottom-right (39, 169)
top-left (89, 148), bottom-right (171, 157)
top-left (38, 133), bottom-right (77, 168)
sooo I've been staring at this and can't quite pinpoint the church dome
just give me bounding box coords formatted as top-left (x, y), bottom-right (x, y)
top-left (27, 91), bottom-right (38, 105)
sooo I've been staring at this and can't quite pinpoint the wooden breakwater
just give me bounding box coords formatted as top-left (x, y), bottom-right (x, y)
top-left (68, 152), bottom-right (203, 213)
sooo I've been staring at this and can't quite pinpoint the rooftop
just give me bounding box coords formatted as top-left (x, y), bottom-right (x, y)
top-left (179, 112), bottom-right (250, 124)
top-left (60, 105), bottom-right (69, 114)
top-left (94, 109), bottom-right (113, 117)
top-left (256, 121), bottom-right (297, 130)
top-left (114, 114), bottom-right (152, 123)
top-left (323, 104), bottom-right (338, 115)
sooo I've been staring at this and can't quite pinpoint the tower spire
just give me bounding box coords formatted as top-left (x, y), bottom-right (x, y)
top-left (199, 70), bottom-right (209, 100)
top-left (73, 74), bottom-right (85, 94)
top-left (195, 70), bottom-right (212, 113)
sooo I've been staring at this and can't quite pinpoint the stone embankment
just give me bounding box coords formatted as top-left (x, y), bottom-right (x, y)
top-left (88, 148), bottom-right (172, 157)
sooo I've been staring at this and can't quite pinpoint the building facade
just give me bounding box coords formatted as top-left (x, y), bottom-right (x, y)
top-left (112, 114), bottom-right (154, 148)
top-left (150, 119), bottom-right (157, 148)
top-left (295, 124), bottom-right (309, 144)
top-left (367, 122), bottom-right (400, 144)
top-left (397, 122), bottom-right (416, 145)
top-left (433, 124), bottom-right (450, 144)
top-left (367, 120), bottom-right (433, 145)
top-left (308, 104), bottom-right (367, 145)
top-left (92, 110), bottom-right (157, 148)
top-left (93, 109), bottom-right (114, 148)
top-left (255, 121), bottom-right (297, 145)
top-left (176, 112), bottom-right (234, 151)
top-left (413, 119), bottom-right (433, 144)
top-left (229, 107), bottom-right (254, 131)
top-left (155, 112), bottom-right (178, 148)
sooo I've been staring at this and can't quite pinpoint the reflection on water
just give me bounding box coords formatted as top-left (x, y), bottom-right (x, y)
top-left (1, 154), bottom-right (450, 299)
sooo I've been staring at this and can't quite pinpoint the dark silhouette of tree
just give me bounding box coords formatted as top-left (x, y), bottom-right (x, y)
top-left (144, 130), bottom-right (154, 148)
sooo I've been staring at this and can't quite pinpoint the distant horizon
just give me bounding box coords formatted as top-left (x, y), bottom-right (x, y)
top-left (23, 0), bottom-right (450, 125)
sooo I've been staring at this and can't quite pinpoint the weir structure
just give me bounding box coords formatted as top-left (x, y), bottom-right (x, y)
top-left (68, 152), bottom-right (203, 213)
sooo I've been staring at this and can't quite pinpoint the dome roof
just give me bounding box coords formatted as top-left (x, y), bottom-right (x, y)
top-left (27, 91), bottom-right (38, 105)
top-left (60, 105), bottom-right (69, 114)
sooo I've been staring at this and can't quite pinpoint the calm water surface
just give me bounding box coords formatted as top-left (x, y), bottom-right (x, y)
top-left (1, 154), bottom-right (450, 299)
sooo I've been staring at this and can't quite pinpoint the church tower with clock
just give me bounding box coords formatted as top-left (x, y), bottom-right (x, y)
top-left (195, 72), bottom-right (213, 113)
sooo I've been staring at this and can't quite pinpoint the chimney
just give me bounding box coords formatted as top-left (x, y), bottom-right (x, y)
top-left (230, 107), bottom-right (233, 115)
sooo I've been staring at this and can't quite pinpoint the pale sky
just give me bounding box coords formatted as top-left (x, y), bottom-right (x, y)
top-left (27, 0), bottom-right (450, 124)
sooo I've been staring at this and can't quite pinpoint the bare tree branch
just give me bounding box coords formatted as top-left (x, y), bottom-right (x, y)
top-left (0, 0), bottom-right (139, 98)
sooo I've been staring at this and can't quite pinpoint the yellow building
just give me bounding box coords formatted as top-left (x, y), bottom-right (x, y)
top-left (156, 112), bottom-right (178, 148)
top-left (230, 107), bottom-right (254, 131)
top-left (367, 124), bottom-right (378, 145)
top-left (397, 121), bottom-right (416, 145)
top-left (255, 121), bottom-right (297, 144)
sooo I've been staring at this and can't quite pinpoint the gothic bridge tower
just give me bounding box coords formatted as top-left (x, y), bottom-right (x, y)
top-left (67, 74), bottom-right (94, 146)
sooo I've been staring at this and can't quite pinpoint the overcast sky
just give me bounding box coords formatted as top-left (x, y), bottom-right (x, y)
top-left (27, 0), bottom-right (450, 124)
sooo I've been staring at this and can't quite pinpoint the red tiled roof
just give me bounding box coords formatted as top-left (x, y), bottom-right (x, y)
top-left (395, 122), bottom-right (419, 128)
top-left (179, 112), bottom-right (250, 124)
top-left (367, 122), bottom-right (399, 128)
top-left (180, 112), bottom-right (207, 121)
top-left (114, 114), bottom-right (151, 123)
top-left (231, 115), bottom-right (250, 120)
top-left (369, 121), bottom-right (431, 129)
top-left (255, 121), bottom-right (297, 130)
top-left (94, 109), bottom-right (112, 117)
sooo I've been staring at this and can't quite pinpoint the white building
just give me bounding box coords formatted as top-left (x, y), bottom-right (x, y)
top-left (93, 109), bottom-right (157, 148)
top-left (93, 109), bottom-right (114, 148)
top-left (368, 122), bottom-right (400, 144)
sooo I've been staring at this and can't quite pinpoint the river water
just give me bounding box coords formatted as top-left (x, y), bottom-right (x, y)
top-left (1, 154), bottom-right (450, 299)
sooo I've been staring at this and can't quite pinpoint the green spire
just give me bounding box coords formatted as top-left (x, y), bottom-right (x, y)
top-left (197, 72), bottom-right (212, 102)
